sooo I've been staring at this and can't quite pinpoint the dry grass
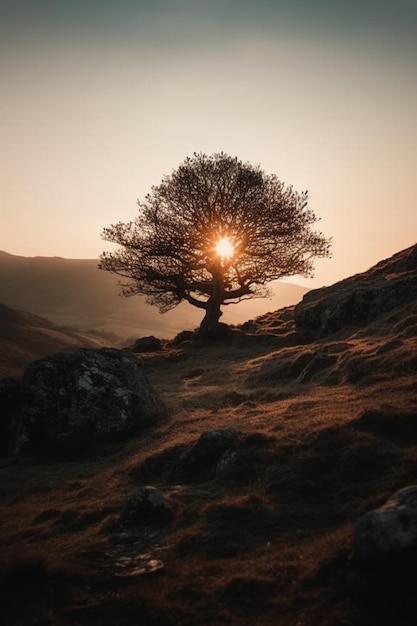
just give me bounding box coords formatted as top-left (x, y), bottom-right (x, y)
top-left (1, 310), bottom-right (417, 625)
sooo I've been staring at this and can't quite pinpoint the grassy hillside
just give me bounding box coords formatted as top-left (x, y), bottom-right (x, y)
top-left (0, 303), bottom-right (114, 378)
top-left (0, 245), bottom-right (416, 625)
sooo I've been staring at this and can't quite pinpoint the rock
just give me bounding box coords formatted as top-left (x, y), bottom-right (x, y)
top-left (295, 244), bottom-right (417, 337)
top-left (132, 336), bottom-right (163, 353)
top-left (347, 485), bottom-right (417, 598)
top-left (171, 330), bottom-right (195, 346)
top-left (10, 348), bottom-right (161, 457)
top-left (120, 486), bottom-right (173, 525)
top-left (354, 486), bottom-right (417, 558)
top-left (180, 426), bottom-right (240, 476)
top-left (197, 322), bottom-right (232, 343)
top-left (216, 449), bottom-right (238, 475)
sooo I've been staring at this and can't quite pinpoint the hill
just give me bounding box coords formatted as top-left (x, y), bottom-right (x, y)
top-left (0, 303), bottom-right (115, 378)
top-left (0, 251), bottom-right (308, 340)
top-left (0, 244), bottom-right (416, 626)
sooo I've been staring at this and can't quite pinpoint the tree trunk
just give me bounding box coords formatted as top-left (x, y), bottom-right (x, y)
top-left (199, 297), bottom-right (223, 337)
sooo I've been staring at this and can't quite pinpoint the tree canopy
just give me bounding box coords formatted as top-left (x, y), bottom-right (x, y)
top-left (99, 152), bottom-right (331, 335)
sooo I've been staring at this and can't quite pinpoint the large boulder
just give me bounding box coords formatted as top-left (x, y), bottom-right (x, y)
top-left (10, 348), bottom-right (161, 457)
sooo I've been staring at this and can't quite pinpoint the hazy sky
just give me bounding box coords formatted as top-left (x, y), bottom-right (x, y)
top-left (1, 0), bottom-right (416, 287)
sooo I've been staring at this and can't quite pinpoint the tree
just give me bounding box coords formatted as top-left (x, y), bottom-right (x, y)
top-left (99, 152), bottom-right (331, 337)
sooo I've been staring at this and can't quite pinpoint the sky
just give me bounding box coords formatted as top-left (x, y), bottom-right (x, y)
top-left (1, 0), bottom-right (416, 288)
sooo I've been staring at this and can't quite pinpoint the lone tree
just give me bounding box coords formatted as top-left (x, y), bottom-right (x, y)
top-left (100, 153), bottom-right (331, 337)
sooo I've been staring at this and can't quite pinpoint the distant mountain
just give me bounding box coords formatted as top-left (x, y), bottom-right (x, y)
top-left (0, 303), bottom-right (112, 378)
top-left (0, 251), bottom-right (308, 340)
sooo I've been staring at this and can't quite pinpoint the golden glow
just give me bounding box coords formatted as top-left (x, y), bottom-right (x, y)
top-left (215, 236), bottom-right (234, 260)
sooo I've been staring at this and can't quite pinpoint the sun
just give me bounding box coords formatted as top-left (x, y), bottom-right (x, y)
top-left (215, 236), bottom-right (234, 260)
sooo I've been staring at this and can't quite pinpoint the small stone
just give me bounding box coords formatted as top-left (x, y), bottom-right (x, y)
top-left (180, 426), bottom-right (240, 475)
top-left (120, 486), bottom-right (173, 526)
top-left (353, 486), bottom-right (417, 559)
top-left (132, 336), bottom-right (163, 353)
top-left (346, 485), bottom-right (417, 600)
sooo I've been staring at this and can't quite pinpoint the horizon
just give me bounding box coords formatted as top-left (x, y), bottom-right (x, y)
top-left (2, 240), bottom-right (416, 292)
top-left (1, 1), bottom-right (417, 288)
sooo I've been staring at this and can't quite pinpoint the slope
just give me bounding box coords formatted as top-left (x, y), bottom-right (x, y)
top-left (0, 303), bottom-right (113, 378)
top-left (0, 244), bottom-right (416, 626)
